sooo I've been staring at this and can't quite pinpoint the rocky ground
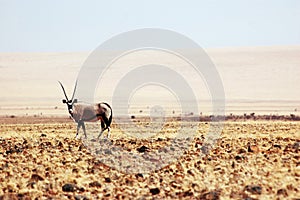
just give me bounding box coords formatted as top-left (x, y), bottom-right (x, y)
top-left (0, 117), bottom-right (299, 199)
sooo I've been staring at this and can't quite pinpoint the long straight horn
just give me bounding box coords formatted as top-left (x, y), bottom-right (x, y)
top-left (71, 80), bottom-right (77, 101)
top-left (58, 81), bottom-right (69, 101)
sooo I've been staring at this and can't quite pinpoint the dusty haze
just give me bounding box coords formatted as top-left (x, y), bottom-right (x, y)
top-left (0, 46), bottom-right (299, 117)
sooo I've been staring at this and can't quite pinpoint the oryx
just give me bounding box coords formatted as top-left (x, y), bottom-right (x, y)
top-left (58, 81), bottom-right (112, 139)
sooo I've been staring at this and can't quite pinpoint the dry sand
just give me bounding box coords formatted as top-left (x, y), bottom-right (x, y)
top-left (0, 46), bottom-right (299, 117)
top-left (0, 117), bottom-right (299, 199)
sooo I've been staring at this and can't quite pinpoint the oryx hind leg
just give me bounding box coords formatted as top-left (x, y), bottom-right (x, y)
top-left (97, 120), bottom-right (105, 139)
top-left (97, 128), bottom-right (103, 139)
top-left (107, 127), bottom-right (111, 138)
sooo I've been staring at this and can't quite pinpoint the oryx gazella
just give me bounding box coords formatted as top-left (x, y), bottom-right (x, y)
top-left (59, 81), bottom-right (112, 139)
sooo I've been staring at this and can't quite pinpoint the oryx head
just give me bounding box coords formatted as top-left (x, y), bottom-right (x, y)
top-left (58, 81), bottom-right (78, 114)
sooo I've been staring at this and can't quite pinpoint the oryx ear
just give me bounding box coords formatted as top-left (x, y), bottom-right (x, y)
top-left (62, 99), bottom-right (67, 103)
top-left (73, 99), bottom-right (78, 103)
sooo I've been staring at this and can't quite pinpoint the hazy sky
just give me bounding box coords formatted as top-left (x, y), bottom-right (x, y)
top-left (0, 0), bottom-right (299, 52)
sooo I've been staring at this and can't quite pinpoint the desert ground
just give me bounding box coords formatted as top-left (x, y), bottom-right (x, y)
top-left (0, 46), bottom-right (299, 199)
top-left (0, 116), bottom-right (299, 199)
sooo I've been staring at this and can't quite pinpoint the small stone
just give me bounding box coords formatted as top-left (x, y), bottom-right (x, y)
top-left (6, 150), bottom-right (14, 154)
top-left (277, 188), bottom-right (288, 197)
top-left (40, 133), bottom-right (47, 137)
top-left (0, 193), bottom-right (18, 200)
top-left (273, 144), bottom-right (281, 149)
top-left (238, 148), bottom-right (247, 154)
top-left (231, 161), bottom-right (235, 168)
top-left (104, 177), bottom-right (111, 183)
top-left (135, 173), bottom-right (144, 179)
top-left (104, 149), bottom-right (112, 155)
top-left (292, 142), bottom-right (299, 150)
top-left (31, 174), bottom-right (44, 181)
top-left (78, 187), bottom-right (85, 192)
top-left (62, 183), bottom-right (76, 192)
top-left (27, 182), bottom-right (36, 189)
top-left (248, 145), bottom-right (259, 153)
top-left (245, 185), bottom-right (262, 195)
top-left (235, 155), bottom-right (243, 161)
top-left (57, 141), bottom-right (64, 148)
top-left (78, 144), bottom-right (84, 151)
top-left (137, 145), bottom-right (149, 153)
top-left (149, 188), bottom-right (160, 195)
top-left (201, 145), bottom-right (211, 154)
top-left (199, 190), bottom-right (220, 200)
top-left (183, 190), bottom-right (193, 197)
top-left (75, 195), bottom-right (89, 200)
top-left (89, 181), bottom-right (101, 188)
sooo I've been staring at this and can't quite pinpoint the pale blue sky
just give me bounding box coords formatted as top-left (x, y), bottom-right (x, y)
top-left (0, 0), bottom-right (299, 52)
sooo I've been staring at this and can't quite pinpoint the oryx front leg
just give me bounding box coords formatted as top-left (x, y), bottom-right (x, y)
top-left (81, 121), bottom-right (87, 139)
top-left (76, 120), bottom-right (87, 139)
top-left (75, 122), bottom-right (81, 139)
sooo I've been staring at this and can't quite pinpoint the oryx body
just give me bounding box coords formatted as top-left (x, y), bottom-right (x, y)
top-left (59, 81), bottom-right (112, 139)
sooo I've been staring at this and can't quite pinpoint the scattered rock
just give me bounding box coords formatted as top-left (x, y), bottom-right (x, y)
top-left (238, 148), bottom-right (247, 154)
top-left (135, 173), bottom-right (144, 179)
top-left (182, 190), bottom-right (193, 197)
top-left (31, 174), bottom-right (44, 181)
top-left (27, 182), bottom-right (36, 189)
top-left (231, 161), bottom-right (235, 168)
top-left (137, 145), bottom-right (149, 153)
top-left (235, 155), bottom-right (243, 161)
top-left (0, 193), bottom-right (18, 200)
top-left (62, 183), bottom-right (76, 192)
top-left (1, 119), bottom-right (299, 199)
top-left (17, 193), bottom-right (31, 200)
top-left (201, 145), bottom-right (210, 154)
top-left (89, 181), bottom-right (101, 188)
top-left (277, 188), bottom-right (288, 197)
top-left (57, 141), bottom-right (64, 148)
top-left (149, 188), bottom-right (160, 195)
top-left (245, 185), bottom-right (262, 195)
top-left (248, 144), bottom-right (259, 153)
top-left (104, 177), bottom-right (111, 183)
top-left (6, 147), bottom-right (22, 154)
top-left (40, 133), bottom-right (47, 137)
top-left (75, 195), bottom-right (89, 200)
top-left (78, 144), bottom-right (84, 151)
top-left (243, 197), bottom-right (257, 200)
top-left (292, 142), bottom-right (299, 150)
top-left (78, 187), bottom-right (85, 192)
top-left (199, 190), bottom-right (220, 200)
top-left (229, 191), bottom-right (251, 199)
top-left (104, 149), bottom-right (112, 155)
top-left (273, 144), bottom-right (281, 149)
